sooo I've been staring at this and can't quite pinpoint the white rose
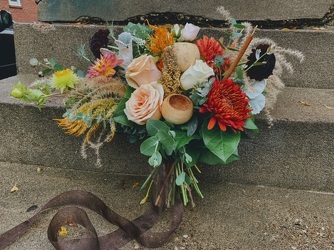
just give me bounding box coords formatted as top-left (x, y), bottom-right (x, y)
top-left (178, 23), bottom-right (200, 41)
top-left (180, 60), bottom-right (214, 90)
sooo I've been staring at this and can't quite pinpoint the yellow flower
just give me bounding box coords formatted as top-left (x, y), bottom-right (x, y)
top-left (51, 69), bottom-right (78, 93)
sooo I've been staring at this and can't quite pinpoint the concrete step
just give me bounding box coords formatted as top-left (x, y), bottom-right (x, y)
top-left (13, 23), bottom-right (334, 89)
top-left (1, 74), bottom-right (333, 192)
top-left (36, 0), bottom-right (333, 24)
top-left (1, 161), bottom-right (334, 249)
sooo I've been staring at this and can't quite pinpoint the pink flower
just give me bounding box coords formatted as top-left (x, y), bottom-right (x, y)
top-left (125, 55), bottom-right (162, 88)
top-left (178, 23), bottom-right (200, 41)
top-left (86, 52), bottom-right (123, 78)
top-left (124, 82), bottom-right (164, 125)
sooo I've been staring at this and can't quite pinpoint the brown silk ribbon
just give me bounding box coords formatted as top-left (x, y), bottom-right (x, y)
top-left (0, 190), bottom-right (184, 250)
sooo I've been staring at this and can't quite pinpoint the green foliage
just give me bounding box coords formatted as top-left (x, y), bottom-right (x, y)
top-left (200, 120), bottom-right (241, 164)
top-left (123, 22), bottom-right (152, 40)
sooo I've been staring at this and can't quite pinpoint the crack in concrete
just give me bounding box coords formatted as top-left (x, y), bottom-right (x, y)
top-left (68, 4), bottom-right (334, 29)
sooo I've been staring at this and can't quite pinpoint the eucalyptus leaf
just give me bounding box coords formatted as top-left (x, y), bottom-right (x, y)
top-left (232, 32), bottom-right (243, 39)
top-left (76, 70), bottom-right (86, 78)
top-left (146, 120), bottom-right (170, 136)
top-left (140, 137), bottom-right (159, 156)
top-left (176, 172), bottom-right (185, 186)
top-left (148, 151), bottom-right (162, 167)
top-left (156, 130), bottom-right (175, 156)
top-left (49, 58), bottom-right (56, 67)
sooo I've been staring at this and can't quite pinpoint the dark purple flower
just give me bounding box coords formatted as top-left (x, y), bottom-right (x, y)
top-left (89, 29), bottom-right (111, 58)
top-left (245, 44), bottom-right (276, 81)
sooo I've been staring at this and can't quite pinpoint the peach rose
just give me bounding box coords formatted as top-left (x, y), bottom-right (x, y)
top-left (124, 82), bottom-right (164, 125)
top-left (125, 55), bottom-right (162, 88)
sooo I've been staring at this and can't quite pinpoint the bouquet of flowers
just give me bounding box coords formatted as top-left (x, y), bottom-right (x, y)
top-left (10, 8), bottom-right (303, 209)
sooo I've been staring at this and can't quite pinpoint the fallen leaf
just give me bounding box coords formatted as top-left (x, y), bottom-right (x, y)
top-left (140, 196), bottom-right (148, 205)
top-left (324, 104), bottom-right (334, 110)
top-left (10, 184), bottom-right (19, 193)
top-left (37, 167), bottom-right (44, 173)
top-left (132, 182), bottom-right (140, 188)
top-left (298, 100), bottom-right (311, 106)
top-left (58, 226), bottom-right (68, 236)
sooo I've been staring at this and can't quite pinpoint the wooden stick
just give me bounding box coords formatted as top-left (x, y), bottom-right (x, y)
top-left (222, 26), bottom-right (257, 81)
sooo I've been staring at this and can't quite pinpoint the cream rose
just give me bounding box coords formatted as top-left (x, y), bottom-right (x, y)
top-left (125, 55), bottom-right (161, 88)
top-left (124, 82), bottom-right (164, 125)
top-left (180, 60), bottom-right (214, 90)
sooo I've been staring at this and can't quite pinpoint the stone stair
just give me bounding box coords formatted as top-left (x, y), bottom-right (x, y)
top-left (1, 0), bottom-right (333, 192)
top-left (0, 1), bottom-right (334, 249)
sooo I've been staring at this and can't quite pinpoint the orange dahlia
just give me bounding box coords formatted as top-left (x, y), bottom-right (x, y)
top-left (196, 35), bottom-right (231, 73)
top-left (86, 53), bottom-right (123, 78)
top-left (199, 79), bottom-right (251, 132)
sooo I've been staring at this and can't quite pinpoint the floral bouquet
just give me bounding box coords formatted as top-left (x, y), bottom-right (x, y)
top-left (10, 8), bottom-right (303, 209)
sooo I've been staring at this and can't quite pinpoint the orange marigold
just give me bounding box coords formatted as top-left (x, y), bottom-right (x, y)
top-left (147, 24), bottom-right (174, 55)
top-left (199, 78), bottom-right (251, 132)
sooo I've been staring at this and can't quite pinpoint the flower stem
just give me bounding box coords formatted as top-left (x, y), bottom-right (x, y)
top-left (154, 160), bottom-right (175, 207)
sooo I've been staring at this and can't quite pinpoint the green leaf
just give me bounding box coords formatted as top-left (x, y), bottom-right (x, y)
top-left (76, 70), bottom-right (86, 78)
top-left (187, 115), bottom-right (198, 136)
top-left (174, 130), bottom-right (201, 150)
top-left (113, 99), bottom-right (127, 117)
top-left (184, 145), bottom-right (202, 167)
top-left (184, 173), bottom-right (192, 184)
top-left (244, 118), bottom-right (258, 130)
top-left (49, 58), bottom-right (56, 67)
top-left (113, 114), bottom-right (133, 126)
top-left (156, 130), bottom-right (175, 156)
top-left (148, 151), bottom-right (162, 167)
top-left (200, 120), bottom-right (241, 163)
top-left (53, 64), bottom-right (63, 72)
top-left (232, 32), bottom-right (243, 39)
top-left (146, 120), bottom-right (170, 136)
top-left (140, 137), bottom-right (159, 156)
top-left (233, 23), bottom-right (246, 30)
top-left (251, 61), bottom-right (267, 67)
top-left (176, 172), bottom-right (185, 186)
top-left (42, 68), bottom-right (52, 76)
top-left (199, 148), bottom-right (239, 165)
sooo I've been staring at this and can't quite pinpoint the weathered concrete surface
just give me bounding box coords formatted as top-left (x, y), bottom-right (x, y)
top-left (13, 23), bottom-right (334, 89)
top-left (1, 75), bottom-right (334, 192)
top-left (1, 162), bottom-right (334, 249)
top-left (37, 0), bottom-right (333, 22)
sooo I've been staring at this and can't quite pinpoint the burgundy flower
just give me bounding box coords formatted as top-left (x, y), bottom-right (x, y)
top-left (89, 29), bottom-right (112, 58)
top-left (245, 44), bottom-right (276, 81)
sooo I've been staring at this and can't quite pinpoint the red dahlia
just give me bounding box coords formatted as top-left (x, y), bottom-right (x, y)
top-left (199, 79), bottom-right (251, 132)
top-left (196, 35), bottom-right (231, 73)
